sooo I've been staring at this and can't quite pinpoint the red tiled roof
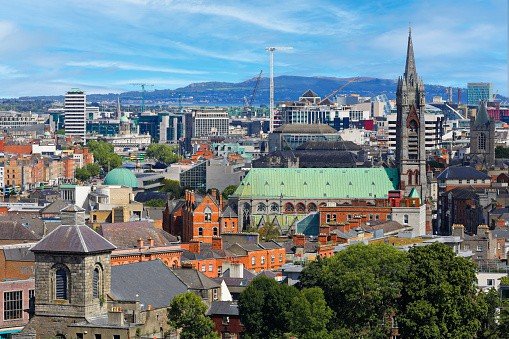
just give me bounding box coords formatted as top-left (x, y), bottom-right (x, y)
top-left (4, 145), bottom-right (32, 155)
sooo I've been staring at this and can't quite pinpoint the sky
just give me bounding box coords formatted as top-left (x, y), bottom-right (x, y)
top-left (0, 0), bottom-right (507, 98)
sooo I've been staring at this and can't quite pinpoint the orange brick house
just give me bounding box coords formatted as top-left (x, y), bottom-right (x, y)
top-left (110, 238), bottom-right (183, 268)
top-left (182, 190), bottom-right (223, 243)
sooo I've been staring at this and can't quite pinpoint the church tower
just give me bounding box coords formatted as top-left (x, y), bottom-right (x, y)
top-left (467, 101), bottom-right (495, 167)
top-left (396, 28), bottom-right (427, 201)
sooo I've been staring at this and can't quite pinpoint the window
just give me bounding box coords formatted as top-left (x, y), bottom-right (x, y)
top-left (56, 269), bottom-right (67, 300)
top-left (202, 265), bottom-right (206, 272)
top-left (459, 180), bottom-right (463, 184)
top-left (204, 207), bottom-right (212, 222)
top-left (369, 214), bottom-right (373, 221)
top-left (252, 256), bottom-right (256, 266)
top-left (261, 256), bottom-right (265, 265)
top-left (487, 279), bottom-right (495, 286)
top-left (198, 227), bottom-right (203, 236)
top-left (224, 222), bottom-right (227, 229)
top-left (222, 316), bottom-right (230, 325)
top-left (466, 180), bottom-right (470, 184)
top-left (332, 214), bottom-right (337, 222)
top-left (4, 291), bottom-right (23, 320)
top-left (347, 214), bottom-right (351, 220)
top-left (474, 179), bottom-right (478, 184)
top-left (29, 289), bottom-right (35, 310)
top-left (271, 254), bottom-right (275, 263)
top-left (232, 222), bottom-right (235, 229)
top-left (477, 245), bottom-right (483, 252)
top-left (217, 266), bottom-right (222, 276)
top-left (392, 317), bottom-right (398, 329)
top-left (93, 268), bottom-right (100, 299)
top-left (464, 244), bottom-right (470, 251)
top-left (387, 214), bottom-right (392, 221)
top-left (478, 133), bottom-right (486, 150)
top-left (326, 214), bottom-right (331, 223)
top-left (375, 214), bottom-right (379, 221)
top-left (280, 253), bottom-right (283, 262)
top-left (94, 334), bottom-right (101, 339)
top-left (213, 227), bottom-right (218, 236)
top-left (213, 289), bottom-right (218, 300)
top-left (498, 243), bottom-right (501, 250)
top-left (209, 264), bottom-right (213, 272)
top-left (478, 255), bottom-right (483, 259)
top-left (404, 215), bottom-right (409, 224)
top-left (77, 334), bottom-right (84, 339)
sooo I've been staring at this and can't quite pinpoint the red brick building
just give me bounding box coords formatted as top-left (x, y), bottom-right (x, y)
top-left (207, 301), bottom-right (245, 339)
top-left (182, 190), bottom-right (223, 243)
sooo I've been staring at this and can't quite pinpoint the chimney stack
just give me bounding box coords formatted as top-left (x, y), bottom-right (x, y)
top-left (189, 240), bottom-right (200, 254)
top-left (330, 233), bottom-right (338, 243)
top-left (147, 237), bottom-right (154, 247)
top-left (293, 233), bottom-right (305, 247)
top-left (137, 238), bottom-right (144, 248)
top-left (452, 224), bottom-right (464, 238)
top-left (212, 236), bottom-right (223, 250)
top-left (318, 233), bottom-right (327, 245)
top-left (477, 225), bottom-right (489, 237)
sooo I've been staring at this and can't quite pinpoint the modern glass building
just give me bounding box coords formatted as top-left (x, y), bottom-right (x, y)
top-left (467, 83), bottom-right (493, 105)
top-left (179, 161), bottom-right (207, 189)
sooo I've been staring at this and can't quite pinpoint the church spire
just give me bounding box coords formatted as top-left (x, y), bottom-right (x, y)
top-left (404, 27), bottom-right (417, 84)
top-left (116, 97), bottom-right (121, 119)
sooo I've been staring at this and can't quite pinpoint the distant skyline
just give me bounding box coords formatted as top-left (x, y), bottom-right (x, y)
top-left (0, 0), bottom-right (507, 98)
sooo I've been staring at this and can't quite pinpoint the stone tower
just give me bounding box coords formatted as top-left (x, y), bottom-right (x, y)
top-left (119, 115), bottom-right (130, 135)
top-left (468, 102), bottom-right (495, 167)
top-left (396, 28), bottom-right (427, 201)
top-left (17, 205), bottom-right (116, 339)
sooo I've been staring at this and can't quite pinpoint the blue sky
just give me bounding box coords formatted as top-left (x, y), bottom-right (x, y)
top-left (0, 0), bottom-right (507, 98)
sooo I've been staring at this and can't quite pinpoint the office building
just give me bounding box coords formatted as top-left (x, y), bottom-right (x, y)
top-left (467, 83), bottom-right (493, 105)
top-left (193, 109), bottom-right (229, 136)
top-left (387, 113), bottom-right (444, 152)
top-left (64, 89), bottom-right (86, 141)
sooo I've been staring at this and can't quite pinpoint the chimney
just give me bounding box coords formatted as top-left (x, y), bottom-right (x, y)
top-left (477, 225), bottom-right (489, 237)
top-left (452, 224), bottom-right (464, 238)
top-left (181, 262), bottom-right (195, 269)
top-left (497, 219), bottom-right (506, 227)
top-left (212, 236), bottom-right (223, 250)
top-left (293, 233), bottom-right (305, 247)
top-left (330, 233), bottom-right (338, 243)
top-left (147, 237), bottom-right (154, 247)
top-left (318, 233), bottom-right (327, 245)
top-left (319, 225), bottom-right (330, 236)
top-left (458, 88), bottom-right (461, 104)
top-left (189, 240), bottom-right (200, 254)
top-left (108, 307), bottom-right (124, 325)
top-left (137, 238), bottom-right (144, 248)
top-left (229, 262), bottom-right (244, 279)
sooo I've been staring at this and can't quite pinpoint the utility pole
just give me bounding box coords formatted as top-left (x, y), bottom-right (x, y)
top-left (265, 47), bottom-right (293, 132)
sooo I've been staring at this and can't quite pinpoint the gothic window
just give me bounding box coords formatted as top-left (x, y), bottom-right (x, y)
top-left (270, 203), bottom-right (279, 212)
top-left (242, 203), bottom-right (251, 227)
top-left (296, 203), bottom-right (305, 212)
top-left (307, 203), bottom-right (317, 211)
top-left (56, 269), bottom-right (68, 300)
top-left (414, 170), bottom-right (419, 185)
top-left (478, 133), bottom-right (486, 150)
top-left (93, 268), bottom-right (99, 299)
top-left (408, 172), bottom-right (413, 186)
top-left (204, 207), bottom-right (212, 222)
top-left (284, 203), bottom-right (294, 212)
top-left (257, 203), bottom-right (267, 212)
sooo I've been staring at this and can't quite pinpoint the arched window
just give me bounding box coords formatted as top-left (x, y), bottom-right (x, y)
top-left (296, 203), bottom-right (305, 212)
top-left (93, 268), bottom-right (99, 299)
top-left (478, 133), bottom-right (486, 150)
top-left (284, 203), bottom-right (294, 212)
top-left (198, 227), bottom-right (203, 236)
top-left (257, 203), bottom-right (267, 212)
top-left (56, 269), bottom-right (67, 300)
top-left (270, 203), bottom-right (279, 212)
top-left (204, 207), bottom-right (212, 222)
top-left (408, 172), bottom-right (413, 186)
top-left (414, 170), bottom-right (419, 185)
top-left (307, 203), bottom-right (317, 212)
top-left (213, 227), bottom-right (219, 236)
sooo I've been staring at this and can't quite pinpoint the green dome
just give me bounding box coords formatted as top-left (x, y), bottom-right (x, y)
top-left (120, 115), bottom-right (129, 122)
top-left (44, 131), bottom-right (50, 136)
top-left (103, 167), bottom-right (138, 188)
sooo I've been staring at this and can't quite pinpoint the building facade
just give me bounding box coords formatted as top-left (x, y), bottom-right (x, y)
top-left (64, 89), bottom-right (87, 141)
top-left (467, 82), bottom-right (493, 105)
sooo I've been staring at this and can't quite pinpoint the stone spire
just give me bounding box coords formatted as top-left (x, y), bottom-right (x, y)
top-left (474, 101), bottom-right (490, 126)
top-left (116, 97), bottom-right (121, 119)
top-left (403, 28), bottom-right (417, 86)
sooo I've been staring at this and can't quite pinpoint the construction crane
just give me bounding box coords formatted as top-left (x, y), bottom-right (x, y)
top-left (265, 47), bottom-right (293, 132)
top-left (171, 92), bottom-right (182, 111)
top-left (493, 90), bottom-right (498, 101)
top-left (130, 83), bottom-right (154, 112)
top-left (314, 77), bottom-right (359, 106)
top-left (244, 70), bottom-right (263, 120)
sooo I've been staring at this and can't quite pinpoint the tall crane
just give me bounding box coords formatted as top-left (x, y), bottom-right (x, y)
top-left (171, 92), bottom-right (182, 111)
top-left (130, 83), bottom-right (154, 112)
top-left (265, 47), bottom-right (293, 132)
top-left (314, 77), bottom-right (358, 106)
top-left (244, 70), bottom-right (263, 120)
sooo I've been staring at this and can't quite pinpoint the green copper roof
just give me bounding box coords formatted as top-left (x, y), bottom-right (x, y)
top-left (409, 187), bottom-right (421, 204)
top-left (233, 168), bottom-right (399, 199)
top-left (103, 167), bottom-right (138, 188)
top-left (120, 115), bottom-right (129, 122)
top-left (474, 102), bottom-right (490, 127)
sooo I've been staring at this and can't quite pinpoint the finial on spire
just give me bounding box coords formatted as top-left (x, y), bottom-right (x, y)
top-left (409, 21), bottom-right (411, 34)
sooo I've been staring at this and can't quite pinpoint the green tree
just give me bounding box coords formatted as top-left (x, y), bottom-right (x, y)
top-left (56, 129), bottom-right (65, 135)
top-left (167, 292), bottom-right (219, 339)
top-left (478, 288), bottom-right (501, 339)
top-left (222, 185), bottom-right (238, 200)
top-left (144, 199), bottom-right (166, 207)
top-left (107, 154), bottom-right (122, 169)
top-left (86, 163), bottom-right (101, 177)
top-left (295, 255), bottom-right (326, 290)
top-left (496, 145), bottom-right (509, 159)
top-left (498, 303), bottom-right (509, 338)
top-left (146, 143), bottom-right (178, 164)
top-left (160, 179), bottom-right (186, 199)
top-left (398, 242), bottom-right (485, 339)
top-left (289, 287), bottom-right (334, 339)
top-left (258, 221), bottom-right (280, 241)
top-left (297, 243), bottom-right (409, 338)
top-left (75, 167), bottom-right (90, 181)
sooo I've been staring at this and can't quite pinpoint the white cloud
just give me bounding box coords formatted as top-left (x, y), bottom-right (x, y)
top-left (66, 61), bottom-right (207, 74)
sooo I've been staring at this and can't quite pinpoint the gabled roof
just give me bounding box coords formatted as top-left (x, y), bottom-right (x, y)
top-left (301, 89), bottom-right (319, 98)
top-left (171, 268), bottom-right (220, 290)
top-left (436, 167), bottom-right (491, 180)
top-left (98, 221), bottom-right (177, 248)
top-left (206, 301), bottom-right (239, 316)
top-left (0, 221), bottom-right (40, 241)
top-left (40, 198), bottom-right (68, 214)
top-left (111, 259), bottom-right (188, 309)
top-left (221, 205), bottom-right (238, 218)
top-left (31, 225), bottom-right (116, 253)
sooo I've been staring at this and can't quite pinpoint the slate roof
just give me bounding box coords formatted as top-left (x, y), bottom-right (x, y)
top-left (296, 140), bottom-right (361, 151)
top-left (206, 301), bottom-right (240, 316)
top-left (171, 268), bottom-right (220, 290)
top-left (0, 221), bottom-right (40, 241)
top-left (111, 259), bottom-right (188, 309)
top-left (0, 216), bottom-right (58, 238)
top-left (447, 186), bottom-right (485, 200)
top-left (233, 168), bottom-right (399, 199)
top-left (181, 251), bottom-right (207, 261)
top-left (301, 89), bottom-right (319, 98)
top-left (134, 192), bottom-right (170, 203)
top-left (39, 198), bottom-right (68, 214)
top-left (362, 220), bottom-right (407, 234)
top-left (257, 270), bottom-right (277, 278)
top-left (221, 205), bottom-right (238, 218)
top-left (436, 167), bottom-right (491, 180)
top-left (259, 241), bottom-right (282, 250)
top-left (142, 207), bottom-right (164, 220)
top-left (1, 243), bottom-right (36, 262)
top-left (97, 221), bottom-right (178, 249)
top-left (221, 268), bottom-right (256, 280)
top-left (31, 225), bottom-right (116, 253)
top-left (274, 124), bottom-right (338, 134)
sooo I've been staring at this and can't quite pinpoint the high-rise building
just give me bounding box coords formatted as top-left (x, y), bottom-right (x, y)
top-left (396, 28), bottom-right (427, 200)
top-left (64, 89), bottom-right (86, 141)
top-left (467, 83), bottom-right (493, 105)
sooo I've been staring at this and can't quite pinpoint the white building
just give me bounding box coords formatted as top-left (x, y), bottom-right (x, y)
top-left (64, 89), bottom-right (87, 141)
top-left (387, 113), bottom-right (444, 151)
top-left (193, 109), bottom-right (229, 136)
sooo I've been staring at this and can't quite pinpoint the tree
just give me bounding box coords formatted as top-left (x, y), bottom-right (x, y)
top-left (160, 179), bottom-right (186, 199)
top-left (56, 129), bottom-right (65, 135)
top-left (167, 292), bottom-right (219, 339)
top-left (478, 288), bottom-right (501, 339)
top-left (295, 255), bottom-right (326, 290)
top-left (496, 145), bottom-right (509, 159)
top-left (398, 242), bottom-right (486, 339)
top-left (222, 185), bottom-right (238, 200)
top-left (258, 221), bottom-right (280, 241)
top-left (297, 243), bottom-right (409, 338)
top-left (289, 287), bottom-right (334, 339)
top-left (86, 163), bottom-right (101, 177)
top-left (146, 143), bottom-right (178, 164)
top-left (144, 199), bottom-right (166, 207)
top-left (498, 303), bottom-right (509, 338)
top-left (75, 167), bottom-right (90, 181)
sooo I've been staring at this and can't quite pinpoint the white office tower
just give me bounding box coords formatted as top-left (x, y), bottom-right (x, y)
top-left (64, 89), bottom-right (86, 141)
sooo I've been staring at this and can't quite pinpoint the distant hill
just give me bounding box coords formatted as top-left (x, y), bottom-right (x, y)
top-left (30, 76), bottom-right (508, 106)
